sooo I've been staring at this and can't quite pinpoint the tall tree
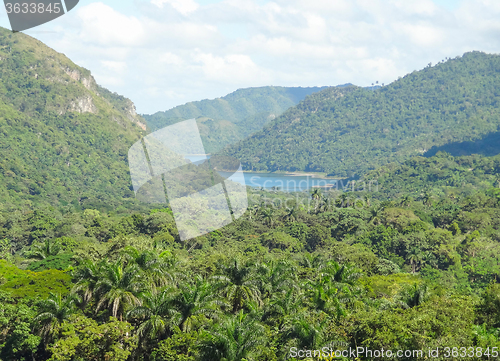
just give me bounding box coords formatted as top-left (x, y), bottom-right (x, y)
top-left (199, 311), bottom-right (266, 361)
top-left (212, 259), bottom-right (261, 313)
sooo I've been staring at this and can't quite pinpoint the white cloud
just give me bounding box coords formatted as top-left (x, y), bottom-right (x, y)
top-left (157, 52), bottom-right (184, 65)
top-left (77, 3), bottom-right (146, 46)
top-left (152, 0), bottom-right (199, 15)
top-left (193, 52), bottom-right (268, 83)
top-left (101, 60), bottom-right (128, 73)
top-left (399, 23), bottom-right (446, 47)
top-left (30, 0), bottom-right (500, 114)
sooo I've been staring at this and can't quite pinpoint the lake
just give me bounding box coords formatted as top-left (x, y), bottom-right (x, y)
top-left (185, 155), bottom-right (337, 192)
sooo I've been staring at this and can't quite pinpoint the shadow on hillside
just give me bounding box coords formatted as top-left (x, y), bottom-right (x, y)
top-left (424, 131), bottom-right (500, 157)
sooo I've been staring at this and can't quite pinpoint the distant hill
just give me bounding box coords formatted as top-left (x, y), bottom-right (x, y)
top-left (360, 151), bottom-right (500, 200)
top-left (0, 27), bottom-right (146, 211)
top-left (143, 86), bottom-right (329, 153)
top-left (221, 52), bottom-right (500, 177)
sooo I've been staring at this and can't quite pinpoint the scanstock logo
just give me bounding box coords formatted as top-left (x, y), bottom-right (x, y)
top-left (4, 0), bottom-right (79, 32)
top-left (128, 119), bottom-right (248, 241)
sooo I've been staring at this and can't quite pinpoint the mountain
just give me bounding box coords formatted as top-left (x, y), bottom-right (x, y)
top-left (143, 86), bottom-right (329, 153)
top-left (221, 52), bottom-right (500, 177)
top-left (0, 27), bottom-right (146, 212)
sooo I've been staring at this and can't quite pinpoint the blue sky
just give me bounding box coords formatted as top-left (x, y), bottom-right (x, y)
top-left (1, 0), bottom-right (498, 114)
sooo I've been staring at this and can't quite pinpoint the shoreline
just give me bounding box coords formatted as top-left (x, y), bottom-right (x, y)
top-left (238, 170), bottom-right (341, 180)
top-left (184, 155), bottom-right (343, 179)
top-left (216, 169), bottom-right (344, 180)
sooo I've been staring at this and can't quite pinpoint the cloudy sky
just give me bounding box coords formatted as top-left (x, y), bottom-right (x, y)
top-left (1, 0), bottom-right (499, 114)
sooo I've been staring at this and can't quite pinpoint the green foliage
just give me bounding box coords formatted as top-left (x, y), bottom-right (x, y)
top-left (347, 296), bottom-right (477, 360)
top-left (477, 283), bottom-right (500, 328)
top-left (361, 274), bottom-right (421, 299)
top-left (27, 253), bottom-right (74, 272)
top-left (0, 293), bottom-right (41, 361)
top-left (224, 52), bottom-right (500, 177)
top-left (0, 259), bottom-right (71, 298)
top-left (143, 86), bottom-right (328, 153)
top-left (0, 183), bottom-right (498, 360)
top-left (48, 315), bottom-right (137, 361)
top-left (4, 20), bottom-right (500, 361)
top-left (0, 27), bottom-right (147, 213)
top-left (363, 151), bottom-right (500, 200)
top-left (198, 311), bottom-right (266, 361)
top-left (151, 329), bottom-right (198, 361)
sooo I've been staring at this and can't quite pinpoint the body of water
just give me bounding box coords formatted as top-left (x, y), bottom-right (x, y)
top-left (184, 155), bottom-right (337, 192)
top-left (218, 171), bottom-right (337, 192)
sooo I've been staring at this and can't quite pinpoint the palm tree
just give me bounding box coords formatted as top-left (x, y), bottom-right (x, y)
top-left (170, 275), bottom-right (226, 332)
top-left (321, 195), bottom-right (332, 213)
top-left (256, 260), bottom-right (296, 300)
top-left (263, 288), bottom-right (303, 331)
top-left (72, 259), bottom-right (103, 306)
top-left (369, 206), bottom-right (383, 225)
top-left (339, 192), bottom-right (349, 208)
top-left (122, 247), bottom-right (175, 287)
top-left (305, 261), bottom-right (362, 318)
top-left (284, 314), bottom-right (325, 350)
top-left (407, 248), bottom-right (423, 274)
top-left (305, 275), bottom-right (345, 318)
top-left (126, 288), bottom-right (175, 342)
top-left (199, 311), bottom-right (266, 361)
top-left (299, 253), bottom-right (325, 270)
top-left (323, 262), bottom-right (363, 307)
top-left (212, 259), bottom-right (261, 313)
top-left (283, 207), bottom-right (299, 223)
top-left (94, 261), bottom-right (145, 320)
top-left (311, 188), bottom-right (322, 212)
top-left (322, 261), bottom-right (362, 287)
top-left (399, 283), bottom-right (429, 308)
top-left (260, 208), bottom-right (275, 227)
top-left (247, 205), bottom-right (260, 221)
top-left (34, 293), bottom-right (80, 342)
top-left (27, 238), bottom-right (61, 260)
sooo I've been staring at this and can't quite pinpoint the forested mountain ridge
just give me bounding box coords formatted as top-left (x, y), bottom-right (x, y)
top-left (3, 29), bottom-right (500, 361)
top-left (0, 27), bottom-right (146, 211)
top-left (143, 86), bottom-right (329, 153)
top-left (222, 51), bottom-right (500, 177)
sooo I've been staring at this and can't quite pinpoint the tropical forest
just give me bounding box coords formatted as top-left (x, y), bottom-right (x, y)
top-left (1, 22), bottom-right (500, 361)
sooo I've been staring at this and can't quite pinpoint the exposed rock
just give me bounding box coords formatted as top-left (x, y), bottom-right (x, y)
top-left (122, 99), bottom-right (146, 130)
top-left (68, 96), bottom-right (97, 114)
top-left (63, 67), bottom-right (95, 91)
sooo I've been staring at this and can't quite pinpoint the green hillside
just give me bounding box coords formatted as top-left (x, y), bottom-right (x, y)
top-left (0, 27), bottom-right (146, 212)
top-left (222, 51), bottom-right (500, 177)
top-left (2, 27), bottom-right (500, 361)
top-left (143, 86), bottom-right (328, 153)
top-left (2, 149), bottom-right (500, 360)
top-left (360, 151), bottom-right (500, 200)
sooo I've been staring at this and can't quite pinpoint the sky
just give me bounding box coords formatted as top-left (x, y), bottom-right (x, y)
top-left (1, 0), bottom-right (499, 114)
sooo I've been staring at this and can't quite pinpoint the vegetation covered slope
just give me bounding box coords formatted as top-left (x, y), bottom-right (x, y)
top-left (1, 149), bottom-right (500, 360)
top-left (222, 51), bottom-right (500, 177)
top-left (143, 86), bottom-right (328, 153)
top-left (360, 151), bottom-right (500, 200)
top-left (0, 27), bottom-right (147, 212)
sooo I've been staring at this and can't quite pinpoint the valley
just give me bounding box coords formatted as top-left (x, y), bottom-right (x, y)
top-left (0, 26), bottom-right (500, 361)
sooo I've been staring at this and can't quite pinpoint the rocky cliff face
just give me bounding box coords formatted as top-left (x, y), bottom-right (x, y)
top-left (0, 26), bottom-right (147, 210)
top-left (0, 27), bottom-right (146, 132)
top-left (67, 96), bottom-right (98, 114)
